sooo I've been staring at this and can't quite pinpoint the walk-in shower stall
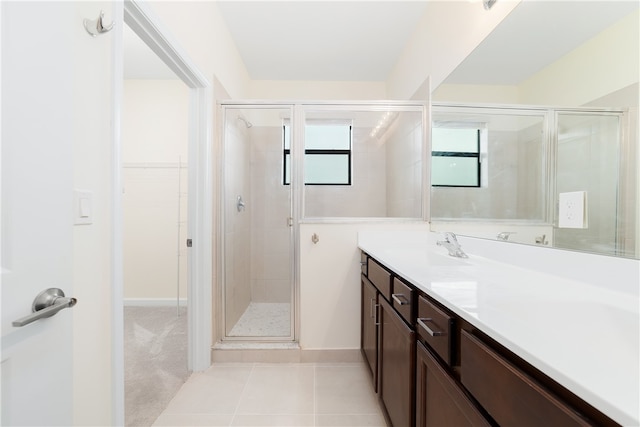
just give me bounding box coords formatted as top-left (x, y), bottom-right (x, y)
top-left (219, 102), bottom-right (427, 342)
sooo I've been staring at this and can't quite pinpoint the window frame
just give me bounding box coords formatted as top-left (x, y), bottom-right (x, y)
top-left (283, 123), bottom-right (352, 186)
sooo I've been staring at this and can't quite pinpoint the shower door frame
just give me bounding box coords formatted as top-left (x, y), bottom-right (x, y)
top-left (552, 108), bottom-right (628, 256)
top-left (219, 102), bottom-right (299, 342)
top-left (218, 100), bottom-right (430, 342)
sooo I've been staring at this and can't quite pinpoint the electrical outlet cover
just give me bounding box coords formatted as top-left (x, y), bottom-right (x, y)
top-left (558, 191), bottom-right (587, 229)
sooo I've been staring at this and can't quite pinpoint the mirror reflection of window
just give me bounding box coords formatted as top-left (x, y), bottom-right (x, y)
top-left (431, 127), bottom-right (482, 187)
top-left (431, 107), bottom-right (547, 222)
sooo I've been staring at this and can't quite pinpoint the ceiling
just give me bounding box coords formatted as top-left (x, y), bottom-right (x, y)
top-left (124, 0), bottom-right (638, 85)
top-left (216, 1), bottom-right (428, 81)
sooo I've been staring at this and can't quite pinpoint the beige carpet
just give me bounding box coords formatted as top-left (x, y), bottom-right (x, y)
top-left (124, 306), bottom-right (190, 427)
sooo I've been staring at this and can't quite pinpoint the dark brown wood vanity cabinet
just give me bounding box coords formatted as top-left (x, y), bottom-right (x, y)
top-left (414, 294), bottom-right (490, 427)
top-left (360, 252), bottom-right (620, 427)
top-left (361, 275), bottom-right (378, 390)
top-left (379, 296), bottom-right (415, 427)
top-left (460, 330), bottom-right (593, 427)
top-left (361, 255), bottom-right (416, 426)
top-left (416, 341), bottom-right (491, 427)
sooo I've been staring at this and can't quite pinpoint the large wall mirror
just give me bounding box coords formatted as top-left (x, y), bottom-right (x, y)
top-left (430, 1), bottom-right (639, 260)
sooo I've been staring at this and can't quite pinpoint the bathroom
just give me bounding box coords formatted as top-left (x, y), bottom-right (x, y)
top-left (209, 0), bottom-right (639, 355)
top-left (1, 1), bottom-right (638, 426)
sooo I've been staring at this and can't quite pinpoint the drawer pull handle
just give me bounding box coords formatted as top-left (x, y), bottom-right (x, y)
top-left (417, 317), bottom-right (446, 337)
top-left (392, 293), bottom-right (409, 306)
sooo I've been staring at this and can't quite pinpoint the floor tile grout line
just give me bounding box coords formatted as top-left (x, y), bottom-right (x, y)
top-left (229, 362), bottom-right (255, 426)
top-left (313, 363), bottom-right (317, 427)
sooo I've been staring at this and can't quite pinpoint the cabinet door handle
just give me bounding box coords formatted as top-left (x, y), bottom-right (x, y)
top-left (392, 293), bottom-right (409, 306)
top-left (374, 304), bottom-right (380, 326)
top-left (417, 317), bottom-right (446, 337)
top-left (370, 298), bottom-right (375, 319)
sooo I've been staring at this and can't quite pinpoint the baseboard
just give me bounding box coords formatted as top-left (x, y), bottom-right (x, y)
top-left (211, 345), bottom-right (362, 363)
top-left (123, 298), bottom-right (187, 307)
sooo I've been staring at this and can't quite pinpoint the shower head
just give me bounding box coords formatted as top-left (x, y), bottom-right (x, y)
top-left (237, 116), bottom-right (253, 128)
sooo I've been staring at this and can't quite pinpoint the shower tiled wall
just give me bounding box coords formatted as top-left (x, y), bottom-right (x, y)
top-left (224, 120), bottom-right (252, 330)
top-left (305, 127), bottom-right (387, 217)
top-left (250, 126), bottom-right (291, 303)
top-left (386, 113), bottom-right (423, 217)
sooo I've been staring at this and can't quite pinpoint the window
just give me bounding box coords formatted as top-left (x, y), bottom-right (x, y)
top-left (283, 123), bottom-right (352, 185)
top-left (431, 127), bottom-right (481, 187)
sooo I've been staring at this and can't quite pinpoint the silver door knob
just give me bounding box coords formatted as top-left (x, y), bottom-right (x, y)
top-left (12, 288), bottom-right (77, 327)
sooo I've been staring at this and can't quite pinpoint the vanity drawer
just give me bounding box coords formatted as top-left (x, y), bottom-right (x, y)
top-left (392, 278), bottom-right (414, 325)
top-left (417, 295), bottom-right (454, 366)
top-left (367, 258), bottom-right (391, 300)
top-left (460, 330), bottom-right (591, 427)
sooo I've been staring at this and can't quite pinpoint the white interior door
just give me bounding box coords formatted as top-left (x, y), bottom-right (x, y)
top-left (1, 2), bottom-right (113, 425)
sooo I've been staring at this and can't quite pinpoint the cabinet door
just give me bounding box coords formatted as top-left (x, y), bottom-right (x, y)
top-left (461, 330), bottom-right (593, 427)
top-left (416, 341), bottom-right (491, 427)
top-left (379, 297), bottom-right (415, 427)
top-left (361, 275), bottom-right (378, 389)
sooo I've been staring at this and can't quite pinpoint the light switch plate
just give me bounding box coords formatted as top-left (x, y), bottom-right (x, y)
top-left (558, 191), bottom-right (587, 228)
top-left (74, 190), bottom-right (93, 225)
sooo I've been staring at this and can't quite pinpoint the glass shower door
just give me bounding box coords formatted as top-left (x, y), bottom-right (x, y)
top-left (222, 106), bottom-right (294, 340)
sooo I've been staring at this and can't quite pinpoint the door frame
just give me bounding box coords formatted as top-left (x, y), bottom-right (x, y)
top-left (112, 0), bottom-right (213, 423)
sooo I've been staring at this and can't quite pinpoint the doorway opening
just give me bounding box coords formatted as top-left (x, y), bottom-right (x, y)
top-left (122, 22), bottom-right (190, 426)
top-left (114, 1), bottom-right (213, 424)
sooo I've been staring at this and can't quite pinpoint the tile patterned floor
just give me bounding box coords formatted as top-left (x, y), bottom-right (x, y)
top-left (152, 362), bottom-right (386, 426)
top-left (228, 303), bottom-right (291, 337)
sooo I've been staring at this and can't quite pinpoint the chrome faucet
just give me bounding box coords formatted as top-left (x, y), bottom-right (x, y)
top-left (497, 231), bottom-right (515, 241)
top-left (437, 232), bottom-right (468, 258)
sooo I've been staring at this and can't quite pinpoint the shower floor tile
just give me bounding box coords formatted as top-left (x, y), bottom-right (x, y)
top-left (228, 302), bottom-right (290, 337)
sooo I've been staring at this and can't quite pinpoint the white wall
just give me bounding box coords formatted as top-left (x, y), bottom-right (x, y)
top-left (299, 222), bottom-right (429, 350)
top-left (147, 1), bottom-right (251, 98)
top-left (433, 84), bottom-right (520, 104)
top-left (122, 80), bottom-right (189, 162)
top-left (122, 79), bottom-right (189, 302)
top-left (72, 2), bottom-right (116, 424)
top-left (249, 80), bottom-right (387, 100)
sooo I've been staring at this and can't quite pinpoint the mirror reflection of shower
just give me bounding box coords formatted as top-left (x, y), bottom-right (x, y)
top-left (223, 107), bottom-right (294, 340)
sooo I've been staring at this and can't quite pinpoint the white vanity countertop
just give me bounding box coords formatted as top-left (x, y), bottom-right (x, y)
top-left (358, 230), bottom-right (640, 426)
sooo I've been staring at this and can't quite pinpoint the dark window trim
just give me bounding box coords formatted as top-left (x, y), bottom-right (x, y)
top-left (431, 129), bottom-right (481, 188)
top-left (283, 125), bottom-right (352, 186)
